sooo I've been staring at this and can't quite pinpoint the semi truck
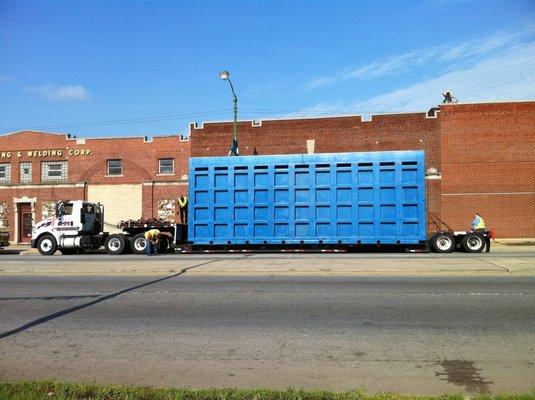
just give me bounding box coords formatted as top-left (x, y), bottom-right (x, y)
top-left (30, 200), bottom-right (185, 255)
top-left (31, 150), bottom-right (490, 255)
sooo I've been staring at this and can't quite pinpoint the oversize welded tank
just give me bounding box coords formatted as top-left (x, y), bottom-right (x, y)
top-left (188, 151), bottom-right (426, 246)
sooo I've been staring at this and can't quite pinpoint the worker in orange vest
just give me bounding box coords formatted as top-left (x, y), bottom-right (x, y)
top-left (178, 195), bottom-right (188, 224)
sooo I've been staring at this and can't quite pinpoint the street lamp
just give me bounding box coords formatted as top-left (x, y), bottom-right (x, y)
top-left (220, 70), bottom-right (239, 156)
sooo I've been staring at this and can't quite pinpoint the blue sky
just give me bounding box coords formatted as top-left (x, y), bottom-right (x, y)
top-left (1, 0), bottom-right (534, 138)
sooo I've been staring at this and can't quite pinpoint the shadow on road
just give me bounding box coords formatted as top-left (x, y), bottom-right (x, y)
top-left (0, 295), bottom-right (101, 301)
top-left (0, 259), bottom-right (219, 340)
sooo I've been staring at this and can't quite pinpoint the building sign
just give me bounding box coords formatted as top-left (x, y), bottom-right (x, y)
top-left (0, 148), bottom-right (92, 159)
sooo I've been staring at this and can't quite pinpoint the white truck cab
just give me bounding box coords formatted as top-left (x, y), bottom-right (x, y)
top-left (31, 200), bottom-right (107, 255)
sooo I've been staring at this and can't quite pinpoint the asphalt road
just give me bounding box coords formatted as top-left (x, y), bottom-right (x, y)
top-left (1, 274), bottom-right (534, 394)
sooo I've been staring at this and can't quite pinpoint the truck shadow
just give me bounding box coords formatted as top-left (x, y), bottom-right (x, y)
top-left (0, 295), bottom-right (100, 301)
top-left (0, 259), bottom-right (219, 340)
top-left (0, 249), bottom-right (25, 255)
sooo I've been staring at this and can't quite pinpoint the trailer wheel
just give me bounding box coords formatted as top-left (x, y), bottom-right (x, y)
top-left (159, 237), bottom-right (169, 253)
top-left (431, 233), bottom-right (455, 253)
top-left (104, 234), bottom-right (127, 255)
top-left (37, 234), bottom-right (57, 256)
top-left (462, 233), bottom-right (485, 253)
top-left (130, 233), bottom-right (147, 254)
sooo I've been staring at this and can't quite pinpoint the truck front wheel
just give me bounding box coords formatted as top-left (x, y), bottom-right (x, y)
top-left (37, 234), bottom-right (57, 256)
top-left (430, 233), bottom-right (455, 253)
top-left (105, 234), bottom-right (127, 255)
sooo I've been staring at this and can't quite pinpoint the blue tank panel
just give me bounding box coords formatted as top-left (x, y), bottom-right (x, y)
top-left (188, 151), bottom-right (427, 245)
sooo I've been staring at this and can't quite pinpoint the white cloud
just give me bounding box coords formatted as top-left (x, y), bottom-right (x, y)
top-left (298, 40), bottom-right (535, 114)
top-left (27, 84), bottom-right (89, 101)
top-left (305, 21), bottom-right (535, 90)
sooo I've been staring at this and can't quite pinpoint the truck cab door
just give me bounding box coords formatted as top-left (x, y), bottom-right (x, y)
top-left (56, 203), bottom-right (79, 233)
top-left (81, 204), bottom-right (96, 233)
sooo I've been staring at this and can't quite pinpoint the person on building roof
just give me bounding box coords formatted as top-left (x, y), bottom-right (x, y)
top-left (178, 195), bottom-right (188, 224)
top-left (471, 213), bottom-right (486, 234)
top-left (144, 228), bottom-right (172, 256)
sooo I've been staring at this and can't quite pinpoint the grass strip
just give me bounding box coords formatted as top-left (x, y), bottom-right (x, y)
top-left (1, 381), bottom-right (534, 400)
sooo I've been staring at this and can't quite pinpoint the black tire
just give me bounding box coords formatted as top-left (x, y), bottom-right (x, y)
top-left (159, 237), bottom-right (169, 253)
top-left (37, 234), bottom-right (57, 256)
top-left (462, 233), bottom-right (485, 253)
top-left (104, 234), bottom-right (127, 255)
top-left (130, 233), bottom-right (147, 254)
top-left (430, 233), bottom-right (455, 253)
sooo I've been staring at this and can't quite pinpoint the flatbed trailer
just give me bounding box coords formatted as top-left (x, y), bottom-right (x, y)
top-left (185, 150), bottom-right (490, 253)
top-left (103, 219), bottom-right (187, 254)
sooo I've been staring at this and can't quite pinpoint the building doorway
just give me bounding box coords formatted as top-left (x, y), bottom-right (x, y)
top-left (18, 203), bottom-right (32, 244)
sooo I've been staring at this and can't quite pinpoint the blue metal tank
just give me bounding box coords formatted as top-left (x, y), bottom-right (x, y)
top-left (188, 151), bottom-right (426, 246)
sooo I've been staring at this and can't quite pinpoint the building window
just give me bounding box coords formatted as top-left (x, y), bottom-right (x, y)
top-left (41, 161), bottom-right (68, 183)
top-left (159, 158), bottom-right (174, 174)
top-left (20, 162), bottom-right (32, 183)
top-left (107, 159), bottom-right (122, 176)
top-left (0, 163), bottom-right (11, 184)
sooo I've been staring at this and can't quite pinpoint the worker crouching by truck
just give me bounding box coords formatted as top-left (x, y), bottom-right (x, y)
top-left (144, 229), bottom-right (173, 256)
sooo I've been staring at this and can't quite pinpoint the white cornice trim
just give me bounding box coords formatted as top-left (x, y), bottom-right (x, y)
top-left (0, 182), bottom-right (86, 189)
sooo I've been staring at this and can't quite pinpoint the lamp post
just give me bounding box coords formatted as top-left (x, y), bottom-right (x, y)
top-left (219, 70), bottom-right (239, 156)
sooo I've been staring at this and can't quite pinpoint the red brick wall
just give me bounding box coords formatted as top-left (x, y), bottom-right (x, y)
top-left (191, 112), bottom-right (442, 231)
top-left (142, 184), bottom-right (189, 220)
top-left (0, 131), bottom-right (190, 184)
top-left (191, 113), bottom-right (439, 167)
top-left (440, 102), bottom-right (535, 237)
top-left (0, 131), bottom-right (191, 241)
top-left (191, 102), bottom-right (535, 238)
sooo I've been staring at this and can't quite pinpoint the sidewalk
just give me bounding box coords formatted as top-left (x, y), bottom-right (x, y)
top-left (1, 253), bottom-right (534, 276)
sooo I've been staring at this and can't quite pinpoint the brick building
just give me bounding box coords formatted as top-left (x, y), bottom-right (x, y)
top-left (190, 100), bottom-right (535, 238)
top-left (1, 100), bottom-right (532, 244)
top-left (0, 131), bottom-right (190, 243)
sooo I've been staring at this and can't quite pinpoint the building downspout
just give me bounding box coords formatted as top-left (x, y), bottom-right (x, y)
top-left (151, 180), bottom-right (155, 219)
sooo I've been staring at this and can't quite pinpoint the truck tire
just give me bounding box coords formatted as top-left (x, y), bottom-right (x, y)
top-left (159, 237), bottom-right (169, 253)
top-left (462, 233), bottom-right (485, 253)
top-left (430, 233), bottom-right (455, 253)
top-left (37, 234), bottom-right (57, 256)
top-left (130, 233), bottom-right (147, 254)
top-left (104, 234), bottom-right (127, 255)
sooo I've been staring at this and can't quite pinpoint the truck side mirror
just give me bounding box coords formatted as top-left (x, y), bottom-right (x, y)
top-left (56, 203), bottom-right (64, 218)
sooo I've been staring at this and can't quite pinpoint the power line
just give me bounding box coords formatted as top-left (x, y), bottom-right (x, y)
top-left (240, 107), bottom-right (391, 114)
top-left (0, 109), bottom-right (232, 132)
top-left (1, 106), bottom-right (399, 133)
